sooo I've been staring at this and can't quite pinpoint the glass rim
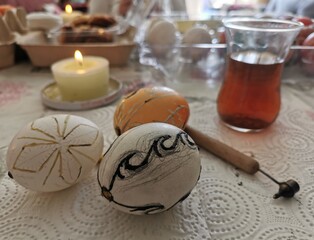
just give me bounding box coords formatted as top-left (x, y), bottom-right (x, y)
top-left (222, 17), bottom-right (304, 32)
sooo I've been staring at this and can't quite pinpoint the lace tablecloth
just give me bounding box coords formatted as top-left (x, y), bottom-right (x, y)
top-left (1, 63), bottom-right (314, 240)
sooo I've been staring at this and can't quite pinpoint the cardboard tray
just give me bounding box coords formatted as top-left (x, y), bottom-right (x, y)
top-left (0, 42), bottom-right (15, 69)
top-left (17, 31), bottom-right (136, 67)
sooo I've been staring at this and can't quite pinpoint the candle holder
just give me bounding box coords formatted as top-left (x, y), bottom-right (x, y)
top-left (41, 78), bottom-right (123, 111)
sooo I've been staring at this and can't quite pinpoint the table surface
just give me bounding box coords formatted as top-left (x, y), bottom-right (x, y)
top-left (1, 60), bottom-right (314, 240)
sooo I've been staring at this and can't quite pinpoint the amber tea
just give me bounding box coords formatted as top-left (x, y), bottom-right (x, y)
top-left (217, 51), bottom-right (284, 131)
top-left (219, 18), bottom-right (302, 132)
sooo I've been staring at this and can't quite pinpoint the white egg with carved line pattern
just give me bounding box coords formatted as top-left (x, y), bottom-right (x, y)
top-left (6, 114), bottom-right (104, 192)
top-left (98, 122), bottom-right (201, 215)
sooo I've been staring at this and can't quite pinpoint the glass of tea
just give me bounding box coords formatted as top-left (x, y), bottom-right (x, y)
top-left (217, 18), bottom-right (303, 132)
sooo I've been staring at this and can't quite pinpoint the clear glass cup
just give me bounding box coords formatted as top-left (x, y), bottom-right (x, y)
top-left (217, 18), bottom-right (303, 132)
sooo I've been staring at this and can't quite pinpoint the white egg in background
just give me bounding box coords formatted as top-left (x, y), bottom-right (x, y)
top-left (144, 18), bottom-right (164, 41)
top-left (182, 26), bottom-right (212, 62)
top-left (146, 19), bottom-right (179, 58)
top-left (98, 122), bottom-right (201, 215)
top-left (27, 12), bottom-right (63, 32)
top-left (6, 114), bottom-right (104, 192)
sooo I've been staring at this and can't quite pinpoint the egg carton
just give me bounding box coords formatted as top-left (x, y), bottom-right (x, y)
top-left (140, 17), bottom-right (314, 87)
top-left (0, 7), bottom-right (28, 69)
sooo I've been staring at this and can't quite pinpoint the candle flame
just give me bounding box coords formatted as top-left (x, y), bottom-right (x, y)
top-left (74, 50), bottom-right (83, 67)
top-left (65, 4), bottom-right (73, 14)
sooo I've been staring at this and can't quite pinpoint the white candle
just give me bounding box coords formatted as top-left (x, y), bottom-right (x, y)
top-left (51, 50), bottom-right (110, 101)
top-left (61, 4), bottom-right (82, 24)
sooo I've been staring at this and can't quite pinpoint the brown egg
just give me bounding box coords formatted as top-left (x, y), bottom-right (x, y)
top-left (114, 86), bottom-right (190, 135)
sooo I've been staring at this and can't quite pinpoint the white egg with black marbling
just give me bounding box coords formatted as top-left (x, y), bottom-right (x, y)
top-left (98, 122), bottom-right (201, 215)
top-left (146, 19), bottom-right (179, 58)
top-left (6, 114), bottom-right (104, 192)
top-left (182, 26), bottom-right (212, 62)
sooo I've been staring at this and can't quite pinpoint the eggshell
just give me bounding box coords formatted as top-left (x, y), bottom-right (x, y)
top-left (98, 122), bottom-right (201, 215)
top-left (27, 12), bottom-right (62, 32)
top-left (181, 26), bottom-right (212, 62)
top-left (146, 20), bottom-right (178, 57)
top-left (6, 114), bottom-right (104, 192)
top-left (144, 18), bottom-right (164, 41)
top-left (114, 86), bottom-right (190, 135)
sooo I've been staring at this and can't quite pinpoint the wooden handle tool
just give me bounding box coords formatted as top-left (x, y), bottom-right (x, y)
top-left (185, 125), bottom-right (260, 174)
top-left (185, 125), bottom-right (300, 199)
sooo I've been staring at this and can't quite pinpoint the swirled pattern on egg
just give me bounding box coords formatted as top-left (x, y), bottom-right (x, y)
top-left (6, 114), bottom-right (104, 192)
top-left (98, 123), bottom-right (201, 215)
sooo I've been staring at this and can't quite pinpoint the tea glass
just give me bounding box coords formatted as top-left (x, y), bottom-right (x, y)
top-left (217, 18), bottom-right (303, 132)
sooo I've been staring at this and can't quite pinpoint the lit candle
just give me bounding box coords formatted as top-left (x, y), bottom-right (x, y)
top-left (61, 4), bottom-right (82, 24)
top-left (51, 50), bottom-right (110, 101)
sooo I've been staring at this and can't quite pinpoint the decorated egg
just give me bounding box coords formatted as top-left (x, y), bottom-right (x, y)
top-left (182, 26), bottom-right (212, 62)
top-left (114, 86), bottom-right (190, 135)
top-left (6, 114), bottom-right (104, 192)
top-left (98, 122), bottom-right (201, 215)
top-left (146, 19), bottom-right (179, 57)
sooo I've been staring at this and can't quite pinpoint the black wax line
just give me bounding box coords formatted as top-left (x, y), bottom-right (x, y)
top-left (153, 135), bottom-right (171, 156)
top-left (100, 185), bottom-right (165, 214)
top-left (108, 139), bottom-right (157, 190)
top-left (108, 132), bottom-right (197, 192)
top-left (113, 198), bottom-right (165, 214)
top-left (159, 134), bottom-right (180, 151)
top-left (129, 204), bottom-right (165, 214)
top-left (97, 135), bottom-right (122, 190)
top-left (144, 97), bottom-right (154, 103)
top-left (183, 133), bottom-right (197, 147)
top-left (124, 89), bottom-right (138, 99)
top-left (68, 144), bottom-right (92, 148)
top-left (164, 191), bottom-right (192, 212)
top-left (67, 148), bottom-right (83, 180)
top-left (160, 132), bottom-right (197, 152)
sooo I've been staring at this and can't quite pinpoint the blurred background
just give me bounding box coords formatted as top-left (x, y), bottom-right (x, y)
top-left (1, 0), bottom-right (314, 95)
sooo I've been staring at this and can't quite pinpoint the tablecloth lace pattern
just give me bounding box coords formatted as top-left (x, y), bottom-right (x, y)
top-left (1, 94), bottom-right (314, 239)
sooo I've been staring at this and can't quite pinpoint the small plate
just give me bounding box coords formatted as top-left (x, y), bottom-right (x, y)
top-left (41, 78), bottom-right (123, 110)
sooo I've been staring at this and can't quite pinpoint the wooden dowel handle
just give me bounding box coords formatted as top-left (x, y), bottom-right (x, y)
top-left (185, 125), bottom-right (260, 175)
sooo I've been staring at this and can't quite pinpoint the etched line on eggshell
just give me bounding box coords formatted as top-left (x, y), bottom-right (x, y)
top-left (13, 144), bottom-right (58, 173)
top-left (68, 147), bottom-right (99, 164)
top-left (63, 123), bottom-right (99, 140)
top-left (43, 150), bottom-right (60, 185)
top-left (17, 137), bottom-right (57, 143)
top-left (30, 121), bottom-right (57, 140)
top-left (164, 105), bottom-right (189, 128)
top-left (54, 116), bottom-right (62, 137)
top-left (115, 100), bottom-right (148, 132)
top-left (59, 115), bottom-right (69, 138)
top-left (60, 150), bottom-right (82, 184)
